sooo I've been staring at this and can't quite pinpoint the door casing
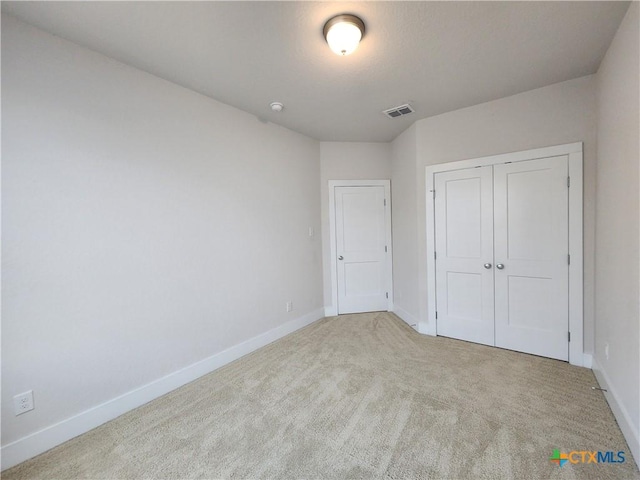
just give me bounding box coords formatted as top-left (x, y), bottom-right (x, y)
top-left (425, 143), bottom-right (584, 366)
top-left (328, 180), bottom-right (393, 316)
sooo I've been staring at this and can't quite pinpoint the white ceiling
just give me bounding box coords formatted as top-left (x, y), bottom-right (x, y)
top-left (2, 1), bottom-right (630, 142)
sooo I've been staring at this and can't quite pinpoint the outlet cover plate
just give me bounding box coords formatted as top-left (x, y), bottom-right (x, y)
top-left (14, 391), bottom-right (34, 416)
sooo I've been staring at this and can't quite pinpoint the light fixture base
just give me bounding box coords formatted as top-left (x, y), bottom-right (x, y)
top-left (323, 14), bottom-right (365, 40)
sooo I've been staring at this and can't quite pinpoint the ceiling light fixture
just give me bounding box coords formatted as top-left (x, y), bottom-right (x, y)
top-left (323, 14), bottom-right (365, 56)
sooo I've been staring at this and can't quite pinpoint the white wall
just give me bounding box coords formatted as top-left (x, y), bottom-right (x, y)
top-left (406, 76), bottom-right (598, 345)
top-left (593, 2), bottom-right (639, 464)
top-left (1, 14), bottom-right (323, 463)
top-left (390, 125), bottom-right (419, 328)
top-left (320, 142), bottom-right (391, 314)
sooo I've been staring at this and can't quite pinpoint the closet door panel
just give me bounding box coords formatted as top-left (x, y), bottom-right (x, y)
top-left (493, 156), bottom-right (569, 361)
top-left (434, 166), bottom-right (494, 346)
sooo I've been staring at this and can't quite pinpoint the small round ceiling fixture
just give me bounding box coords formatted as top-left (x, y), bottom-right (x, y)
top-left (323, 14), bottom-right (365, 56)
top-left (270, 102), bottom-right (284, 112)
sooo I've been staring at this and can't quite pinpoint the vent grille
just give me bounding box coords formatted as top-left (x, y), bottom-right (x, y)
top-left (382, 103), bottom-right (414, 119)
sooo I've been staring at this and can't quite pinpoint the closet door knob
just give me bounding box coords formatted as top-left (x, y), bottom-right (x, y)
top-left (484, 263), bottom-right (492, 269)
top-left (496, 263), bottom-right (505, 270)
top-left (338, 256), bottom-right (344, 260)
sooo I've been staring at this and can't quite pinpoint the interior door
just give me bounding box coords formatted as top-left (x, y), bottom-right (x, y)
top-left (434, 166), bottom-right (495, 346)
top-left (335, 186), bottom-right (389, 314)
top-left (493, 156), bottom-right (569, 360)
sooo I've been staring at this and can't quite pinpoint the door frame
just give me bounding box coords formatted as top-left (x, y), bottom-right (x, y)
top-left (328, 180), bottom-right (393, 316)
top-left (425, 142), bottom-right (584, 366)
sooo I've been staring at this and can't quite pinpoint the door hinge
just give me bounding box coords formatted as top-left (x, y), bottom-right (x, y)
top-left (385, 245), bottom-right (388, 253)
top-left (568, 254), bottom-right (571, 265)
top-left (386, 292), bottom-right (389, 299)
top-left (568, 331), bottom-right (571, 342)
top-left (567, 176), bottom-right (571, 188)
top-left (384, 199), bottom-right (387, 206)
top-left (434, 251), bottom-right (437, 260)
top-left (432, 190), bottom-right (436, 199)
top-left (435, 311), bottom-right (438, 319)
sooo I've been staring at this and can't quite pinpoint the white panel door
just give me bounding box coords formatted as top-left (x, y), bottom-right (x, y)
top-left (493, 156), bottom-right (569, 360)
top-left (335, 186), bottom-right (388, 314)
top-left (434, 166), bottom-right (495, 346)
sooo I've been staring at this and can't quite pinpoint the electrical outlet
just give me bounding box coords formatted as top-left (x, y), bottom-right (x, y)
top-left (286, 301), bottom-right (293, 312)
top-left (14, 391), bottom-right (34, 416)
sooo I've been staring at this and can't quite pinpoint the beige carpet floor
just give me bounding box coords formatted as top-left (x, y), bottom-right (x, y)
top-left (3, 312), bottom-right (639, 479)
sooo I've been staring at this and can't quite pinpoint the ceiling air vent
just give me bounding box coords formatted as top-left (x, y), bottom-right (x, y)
top-left (382, 103), bottom-right (414, 119)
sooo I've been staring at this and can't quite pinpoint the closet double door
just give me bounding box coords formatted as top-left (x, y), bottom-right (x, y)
top-left (434, 156), bottom-right (569, 361)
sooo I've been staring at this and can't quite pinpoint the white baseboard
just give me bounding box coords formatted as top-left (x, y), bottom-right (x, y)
top-left (392, 306), bottom-right (419, 331)
top-left (423, 321), bottom-right (436, 336)
top-left (324, 306), bottom-right (337, 317)
top-left (582, 353), bottom-right (593, 369)
top-left (0, 308), bottom-right (325, 471)
top-left (592, 357), bottom-right (639, 466)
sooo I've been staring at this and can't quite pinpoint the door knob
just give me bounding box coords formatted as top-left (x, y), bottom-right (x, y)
top-left (496, 263), bottom-right (504, 270)
top-left (338, 256), bottom-right (344, 260)
top-left (484, 263), bottom-right (492, 269)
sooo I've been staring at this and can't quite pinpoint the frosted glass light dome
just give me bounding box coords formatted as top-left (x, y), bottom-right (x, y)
top-left (323, 15), bottom-right (365, 56)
